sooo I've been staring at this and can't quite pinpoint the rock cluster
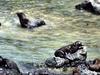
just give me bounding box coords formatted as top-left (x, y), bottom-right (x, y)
top-left (45, 41), bottom-right (100, 75)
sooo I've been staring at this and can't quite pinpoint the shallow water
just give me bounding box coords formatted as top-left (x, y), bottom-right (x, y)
top-left (0, 0), bottom-right (100, 72)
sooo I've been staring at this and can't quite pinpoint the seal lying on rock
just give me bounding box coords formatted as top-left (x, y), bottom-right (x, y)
top-left (16, 12), bottom-right (46, 29)
top-left (46, 41), bottom-right (87, 68)
top-left (54, 41), bottom-right (83, 58)
top-left (54, 41), bottom-right (87, 61)
top-left (75, 0), bottom-right (100, 14)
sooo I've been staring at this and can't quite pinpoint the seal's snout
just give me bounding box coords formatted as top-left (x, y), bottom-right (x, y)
top-left (40, 20), bottom-right (46, 25)
top-left (75, 4), bottom-right (83, 10)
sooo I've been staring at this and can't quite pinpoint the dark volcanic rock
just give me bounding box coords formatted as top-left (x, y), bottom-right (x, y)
top-left (75, 1), bottom-right (100, 15)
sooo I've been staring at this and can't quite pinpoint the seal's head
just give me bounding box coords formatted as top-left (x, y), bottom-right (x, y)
top-left (74, 41), bottom-right (84, 46)
top-left (36, 19), bottom-right (46, 26)
top-left (54, 50), bottom-right (65, 58)
top-left (16, 12), bottom-right (26, 19)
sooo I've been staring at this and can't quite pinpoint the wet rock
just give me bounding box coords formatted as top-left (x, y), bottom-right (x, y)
top-left (0, 56), bottom-right (22, 75)
top-left (75, 0), bottom-right (100, 14)
top-left (71, 59), bottom-right (100, 75)
top-left (45, 57), bottom-right (69, 68)
top-left (76, 64), bottom-right (99, 75)
top-left (0, 68), bottom-right (8, 75)
top-left (0, 68), bottom-right (21, 75)
top-left (72, 67), bottom-right (80, 75)
top-left (29, 69), bottom-right (50, 75)
top-left (45, 57), bottom-right (58, 68)
top-left (28, 68), bottom-right (70, 75)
